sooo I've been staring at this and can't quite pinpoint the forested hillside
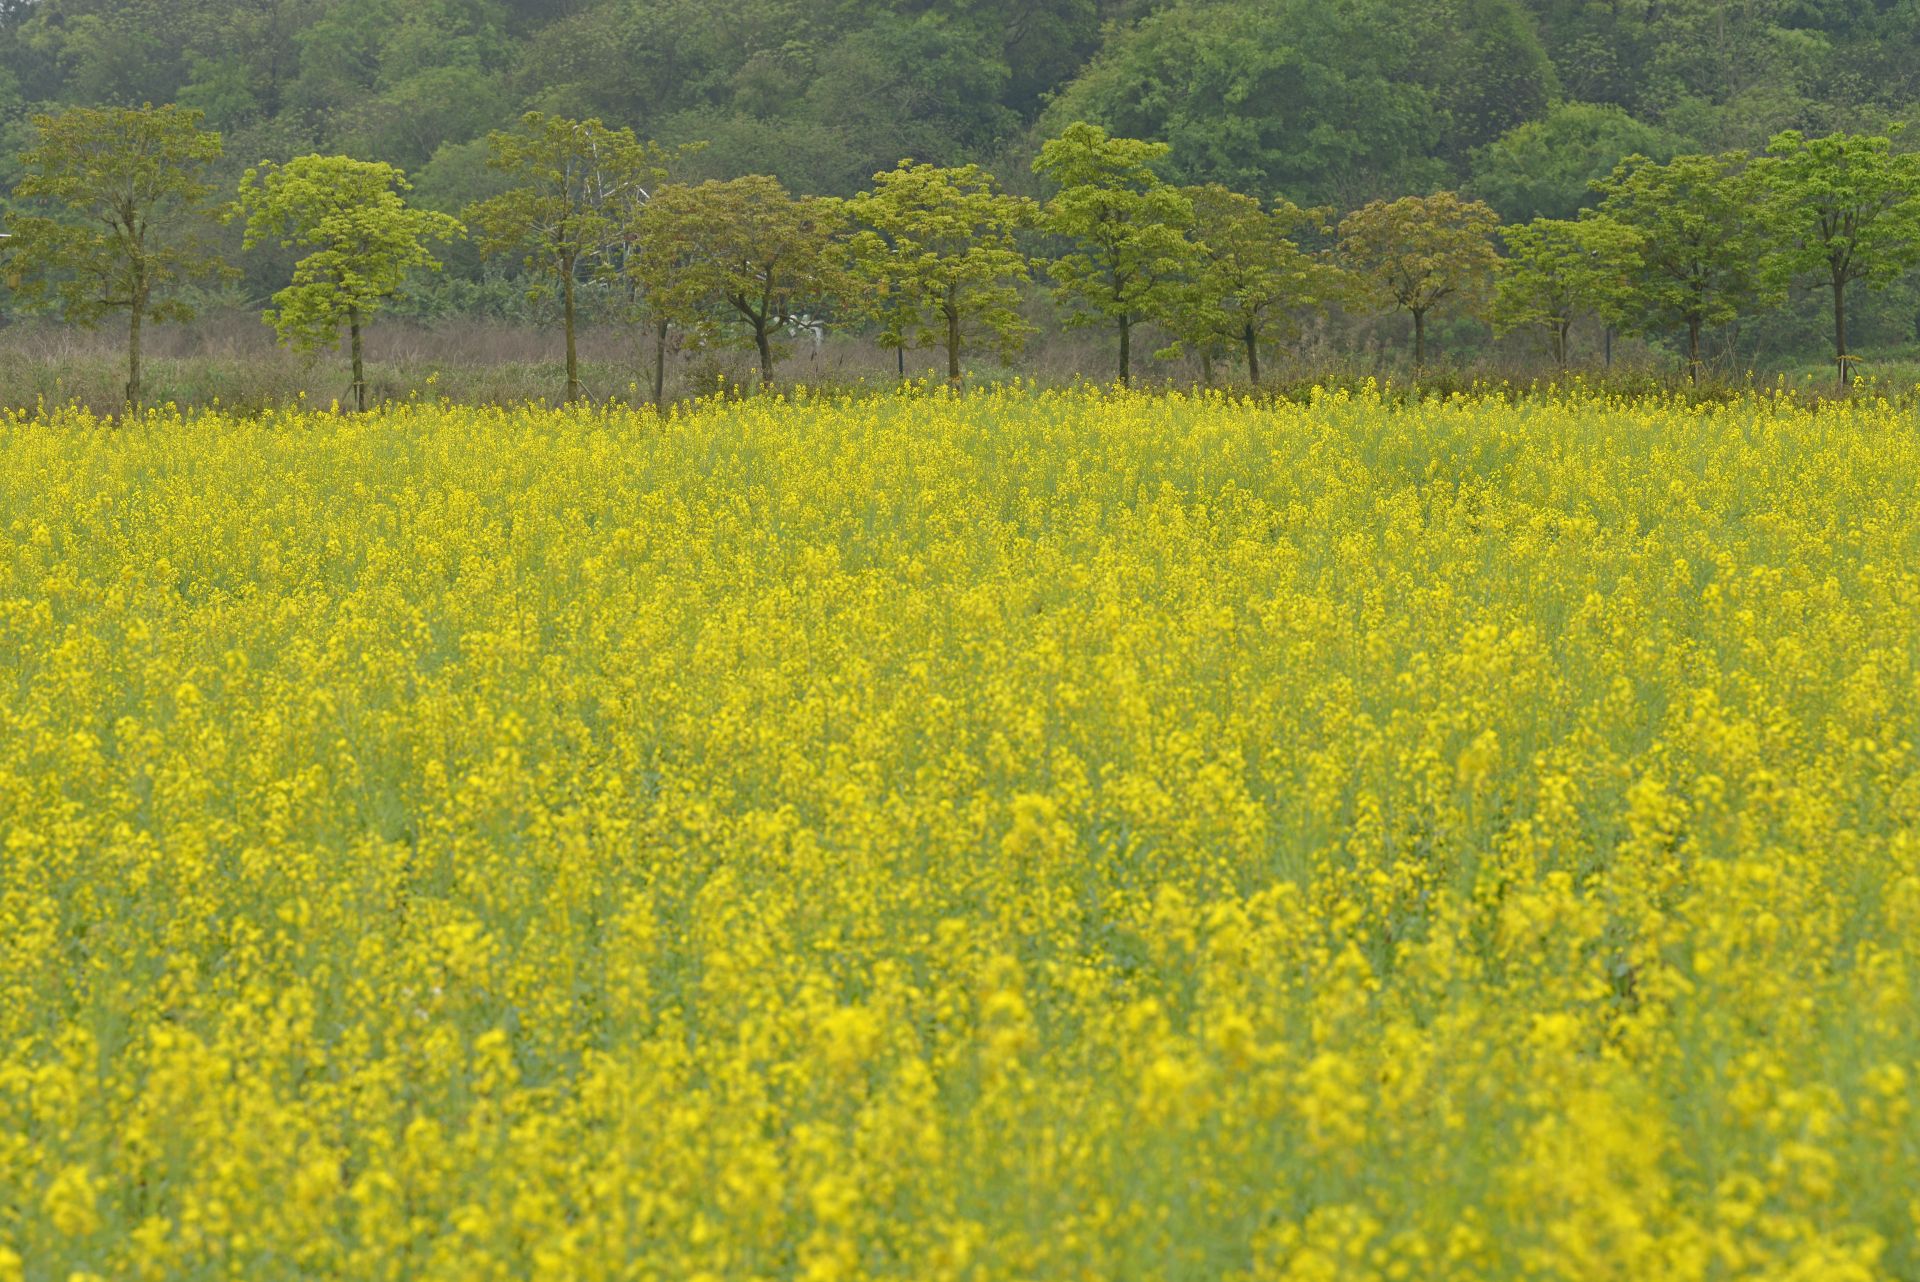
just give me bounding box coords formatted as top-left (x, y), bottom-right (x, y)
top-left (9, 0), bottom-right (1920, 396)
top-left (5, 0), bottom-right (1919, 213)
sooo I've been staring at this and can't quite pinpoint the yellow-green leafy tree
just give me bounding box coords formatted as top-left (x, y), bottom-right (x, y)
top-left (235, 155), bottom-right (465, 412)
top-left (1033, 122), bottom-right (1195, 387)
top-left (1588, 151), bottom-right (1770, 384)
top-left (1490, 215), bottom-right (1640, 367)
top-left (1756, 129), bottom-right (1920, 386)
top-left (465, 113), bottom-right (671, 403)
top-left (7, 104), bottom-right (229, 411)
top-left (849, 160), bottom-right (1037, 384)
top-left (601, 141), bottom-right (706, 409)
top-left (1161, 184), bottom-right (1342, 386)
top-left (1338, 191), bottom-right (1501, 369)
top-left (632, 175), bottom-right (855, 388)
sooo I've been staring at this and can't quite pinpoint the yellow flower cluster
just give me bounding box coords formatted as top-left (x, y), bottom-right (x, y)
top-left (1, 385), bottom-right (1916, 1281)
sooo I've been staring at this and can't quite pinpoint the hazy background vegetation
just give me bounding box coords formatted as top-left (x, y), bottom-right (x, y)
top-left (7, 0), bottom-right (1920, 397)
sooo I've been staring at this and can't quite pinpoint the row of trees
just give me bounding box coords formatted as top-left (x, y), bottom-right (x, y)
top-left (7, 105), bottom-right (1920, 409)
top-left (1492, 131), bottom-right (1920, 386)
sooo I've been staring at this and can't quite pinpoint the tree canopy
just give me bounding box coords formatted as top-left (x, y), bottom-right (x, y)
top-left (235, 154), bottom-right (465, 410)
top-left (8, 0), bottom-right (1920, 212)
top-left (632, 175), bottom-right (855, 387)
top-left (1589, 151), bottom-right (1774, 382)
top-left (1339, 191), bottom-right (1501, 367)
top-left (1159, 186), bottom-right (1340, 386)
top-left (10, 1), bottom-right (1920, 387)
top-left (464, 112), bottom-right (670, 401)
top-left (6, 102), bottom-right (229, 408)
top-left (1754, 129), bottom-right (1920, 384)
top-left (849, 160), bottom-right (1037, 383)
top-left (1033, 121), bottom-right (1195, 386)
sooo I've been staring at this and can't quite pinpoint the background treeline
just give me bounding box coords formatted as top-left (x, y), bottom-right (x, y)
top-left (7, 0), bottom-right (1920, 403)
top-left (9, 102), bottom-right (1920, 412)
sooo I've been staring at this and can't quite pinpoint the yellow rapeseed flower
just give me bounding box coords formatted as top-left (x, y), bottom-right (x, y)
top-left (0, 386), bottom-right (1916, 1279)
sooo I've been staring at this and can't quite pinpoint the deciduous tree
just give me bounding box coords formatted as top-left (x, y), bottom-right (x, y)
top-left (632, 175), bottom-right (855, 388)
top-left (597, 140), bottom-right (705, 409)
top-left (1490, 215), bottom-right (1639, 366)
top-left (7, 103), bottom-right (229, 411)
top-left (849, 160), bottom-right (1037, 383)
top-left (1590, 151), bottom-right (1770, 383)
top-left (1160, 185), bottom-right (1340, 386)
top-left (1338, 191), bottom-right (1501, 368)
top-left (1033, 121), bottom-right (1194, 387)
top-left (466, 113), bottom-right (670, 403)
top-left (1755, 129), bottom-right (1920, 385)
top-left (235, 155), bottom-right (464, 412)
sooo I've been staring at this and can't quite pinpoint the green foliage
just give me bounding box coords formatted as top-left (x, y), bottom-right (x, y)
top-left (1033, 122), bottom-right (1196, 385)
top-left (310, 0), bottom-right (513, 168)
top-left (849, 160), bottom-right (1037, 381)
top-left (6, 103), bottom-right (230, 409)
top-left (1039, 0), bottom-right (1443, 208)
top-left (8, 0), bottom-right (1920, 219)
top-left (1409, 0), bottom-right (1560, 163)
top-left (1157, 185), bottom-right (1341, 385)
top-left (465, 112), bottom-right (672, 400)
top-left (1471, 102), bottom-right (1676, 222)
top-left (235, 155), bottom-right (464, 409)
top-left (12, 3), bottom-right (1920, 385)
top-left (1490, 215), bottom-right (1638, 364)
top-left (1754, 128), bottom-right (1920, 383)
top-left (1589, 151), bottom-right (1774, 380)
top-left (632, 175), bottom-right (856, 386)
top-left (1338, 191), bottom-right (1501, 367)
top-left (467, 113), bottom-right (668, 289)
top-left (510, 0), bottom-right (1051, 194)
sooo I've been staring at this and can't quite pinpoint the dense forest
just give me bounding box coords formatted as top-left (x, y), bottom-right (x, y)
top-left (10, 0), bottom-right (1920, 207)
top-left (8, 0), bottom-right (1920, 385)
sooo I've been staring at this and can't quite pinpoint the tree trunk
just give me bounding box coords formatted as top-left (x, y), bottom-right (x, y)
top-left (1118, 312), bottom-right (1131, 387)
top-left (126, 303), bottom-right (143, 415)
top-left (651, 314), bottom-right (669, 410)
top-left (349, 306), bottom-right (367, 413)
top-left (754, 321), bottom-right (774, 387)
top-left (563, 264), bottom-right (582, 403)
top-left (1687, 316), bottom-right (1702, 385)
top-left (946, 302), bottom-right (962, 384)
top-left (1200, 351), bottom-right (1214, 386)
top-left (1244, 323), bottom-right (1260, 387)
top-left (1832, 276), bottom-right (1850, 387)
top-left (1554, 320), bottom-right (1569, 369)
top-left (897, 344), bottom-right (906, 380)
top-left (1605, 325), bottom-right (1613, 370)
top-left (1412, 307), bottom-right (1427, 370)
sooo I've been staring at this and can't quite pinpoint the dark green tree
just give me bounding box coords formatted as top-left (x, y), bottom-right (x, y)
top-left (7, 104), bottom-right (230, 410)
top-left (1040, 0), bottom-right (1442, 207)
top-left (1470, 102), bottom-right (1675, 222)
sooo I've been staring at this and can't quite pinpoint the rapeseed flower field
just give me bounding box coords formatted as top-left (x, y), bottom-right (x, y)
top-left (2, 386), bottom-right (1917, 1281)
